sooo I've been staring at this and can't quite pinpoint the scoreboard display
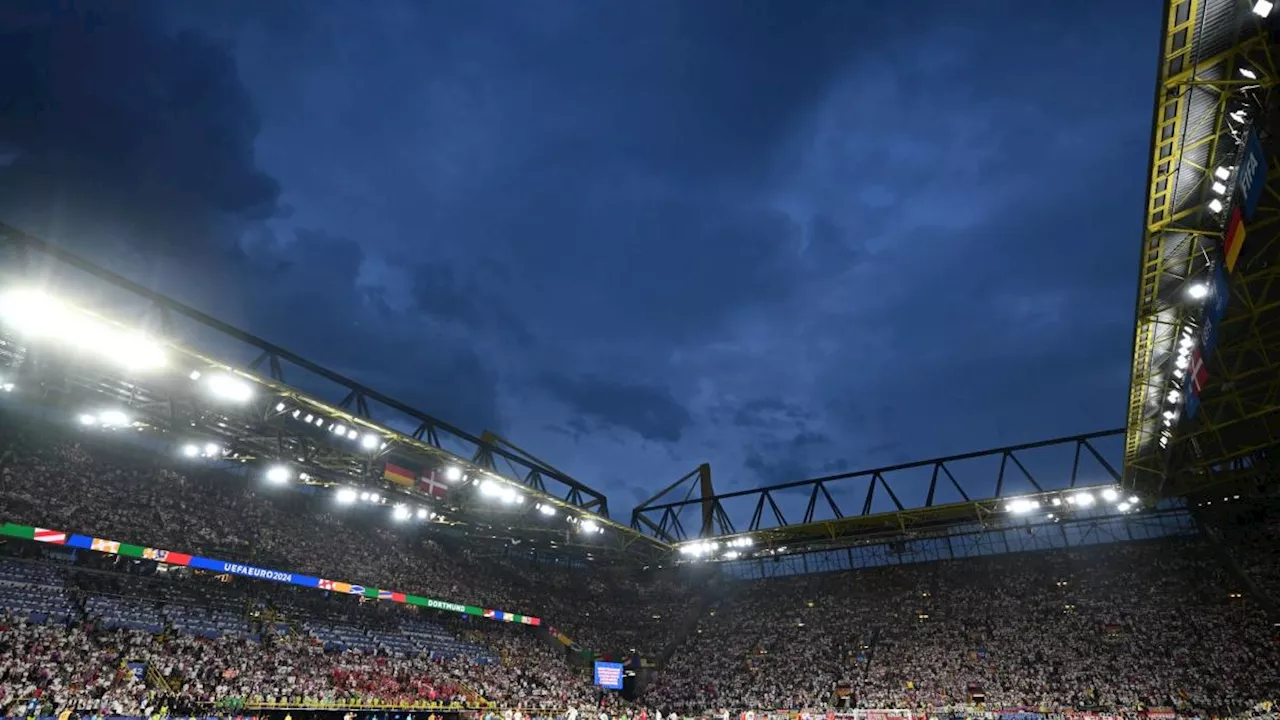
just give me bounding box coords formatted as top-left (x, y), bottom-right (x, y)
top-left (593, 661), bottom-right (624, 690)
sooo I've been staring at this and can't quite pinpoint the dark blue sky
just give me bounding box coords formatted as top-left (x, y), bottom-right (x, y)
top-left (0, 0), bottom-right (1156, 516)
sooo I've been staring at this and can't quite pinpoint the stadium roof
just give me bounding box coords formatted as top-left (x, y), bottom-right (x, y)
top-left (1125, 0), bottom-right (1280, 495)
top-left (0, 223), bottom-right (670, 562)
top-left (632, 429), bottom-right (1135, 559)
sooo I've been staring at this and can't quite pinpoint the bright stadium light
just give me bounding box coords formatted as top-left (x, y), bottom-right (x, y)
top-left (1215, 166), bottom-right (1232, 180)
top-left (331, 423), bottom-right (346, 436)
top-left (1074, 492), bottom-right (1095, 507)
top-left (1128, 495), bottom-right (1139, 504)
top-left (1117, 502), bottom-right (1132, 512)
top-left (359, 491), bottom-right (371, 501)
top-left (203, 442), bottom-right (221, 457)
top-left (1006, 498), bottom-right (1039, 514)
top-left (0, 289), bottom-right (167, 372)
top-left (1240, 67), bottom-right (1259, 80)
top-left (445, 465), bottom-right (463, 482)
top-left (579, 520), bottom-right (600, 534)
top-left (98, 410), bottom-right (130, 427)
top-left (416, 507), bottom-right (429, 520)
top-left (361, 433), bottom-right (380, 450)
top-left (1188, 283), bottom-right (1209, 300)
top-left (369, 492), bottom-right (381, 503)
top-left (265, 465), bottom-right (291, 484)
top-left (1208, 198), bottom-right (1224, 213)
top-left (537, 503), bottom-right (556, 517)
top-left (182, 443), bottom-right (199, 458)
top-left (206, 374), bottom-right (254, 403)
top-left (1254, 0), bottom-right (1274, 18)
top-left (1211, 181), bottom-right (1228, 195)
top-left (392, 504), bottom-right (411, 521)
top-left (336, 488), bottom-right (358, 504)
top-left (78, 413), bottom-right (97, 426)
top-left (1101, 487), bottom-right (1119, 503)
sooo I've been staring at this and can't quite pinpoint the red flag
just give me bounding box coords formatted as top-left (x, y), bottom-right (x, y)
top-left (419, 471), bottom-right (448, 499)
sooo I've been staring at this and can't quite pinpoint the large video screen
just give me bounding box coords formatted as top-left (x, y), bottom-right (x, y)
top-left (593, 661), bottom-right (624, 690)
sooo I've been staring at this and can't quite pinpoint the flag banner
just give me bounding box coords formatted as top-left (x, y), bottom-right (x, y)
top-left (0, 519), bottom-right (540, 627)
top-left (418, 470), bottom-right (449, 499)
top-left (383, 462), bottom-right (415, 488)
top-left (1200, 265), bottom-right (1229, 358)
top-left (1238, 129), bottom-right (1267, 221)
top-left (1223, 207), bottom-right (1247, 273)
top-left (33, 528), bottom-right (66, 544)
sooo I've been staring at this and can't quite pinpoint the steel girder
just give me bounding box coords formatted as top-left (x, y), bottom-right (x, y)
top-left (630, 430), bottom-right (1124, 547)
top-left (0, 224), bottom-right (667, 558)
top-left (1126, 0), bottom-right (1280, 490)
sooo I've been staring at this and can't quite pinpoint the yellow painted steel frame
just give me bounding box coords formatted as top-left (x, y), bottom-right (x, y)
top-left (1126, 0), bottom-right (1278, 491)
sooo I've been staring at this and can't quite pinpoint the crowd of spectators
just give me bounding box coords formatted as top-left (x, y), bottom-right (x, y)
top-left (0, 420), bottom-right (692, 658)
top-left (647, 538), bottom-right (1280, 715)
top-left (3, 416), bottom-right (1280, 718)
top-left (0, 558), bottom-right (600, 717)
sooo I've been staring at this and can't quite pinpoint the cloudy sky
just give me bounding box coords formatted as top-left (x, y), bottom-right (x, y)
top-left (0, 0), bottom-right (1155, 521)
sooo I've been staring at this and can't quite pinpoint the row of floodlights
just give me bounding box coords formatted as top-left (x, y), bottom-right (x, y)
top-left (1005, 487), bottom-right (1140, 516)
top-left (678, 536), bottom-right (754, 560)
top-left (1158, 325), bottom-right (1199, 449)
top-left (2, 288), bottom-right (613, 534)
top-left (277, 402), bottom-right (392, 452)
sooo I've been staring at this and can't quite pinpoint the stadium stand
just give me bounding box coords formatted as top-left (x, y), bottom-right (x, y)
top-left (4, 416), bottom-right (1280, 718)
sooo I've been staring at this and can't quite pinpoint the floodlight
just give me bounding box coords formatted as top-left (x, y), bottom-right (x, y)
top-left (78, 413), bottom-right (97, 426)
top-left (336, 488), bottom-right (358, 504)
top-left (1074, 492), bottom-right (1095, 507)
top-left (206, 374), bottom-right (253, 403)
top-left (1253, 0), bottom-right (1273, 18)
top-left (182, 444), bottom-right (199, 458)
top-left (445, 465), bottom-right (463, 482)
top-left (1215, 166), bottom-right (1232, 180)
top-left (416, 507), bottom-right (429, 520)
top-left (203, 443), bottom-right (220, 457)
top-left (1117, 502), bottom-right (1132, 512)
top-left (361, 434), bottom-right (380, 450)
top-left (1188, 284), bottom-right (1209, 300)
top-left (265, 465), bottom-right (291, 484)
top-left (580, 520), bottom-right (599, 534)
top-left (1208, 198), bottom-right (1224, 213)
top-left (98, 410), bottom-right (129, 427)
top-left (1006, 498), bottom-right (1039, 514)
top-left (393, 504), bottom-right (411, 521)
top-left (537, 503), bottom-right (556, 517)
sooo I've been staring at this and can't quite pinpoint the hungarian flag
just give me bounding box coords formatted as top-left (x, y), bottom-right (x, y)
top-left (1223, 207), bottom-right (1247, 272)
top-left (419, 471), bottom-right (449, 500)
top-left (383, 462), bottom-right (415, 488)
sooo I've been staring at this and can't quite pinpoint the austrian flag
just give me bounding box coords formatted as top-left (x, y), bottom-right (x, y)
top-left (34, 528), bottom-right (66, 544)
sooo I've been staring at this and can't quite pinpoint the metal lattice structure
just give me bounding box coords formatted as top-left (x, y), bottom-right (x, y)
top-left (0, 224), bottom-right (668, 559)
top-left (631, 430), bottom-right (1125, 550)
top-left (1126, 0), bottom-right (1280, 494)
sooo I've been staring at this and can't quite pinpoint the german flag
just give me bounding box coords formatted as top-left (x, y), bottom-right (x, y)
top-left (383, 461), bottom-right (415, 487)
top-left (1223, 206), bottom-right (1247, 272)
